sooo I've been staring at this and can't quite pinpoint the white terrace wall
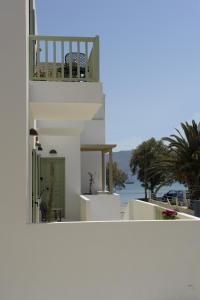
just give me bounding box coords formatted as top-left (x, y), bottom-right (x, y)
top-left (80, 194), bottom-right (120, 221)
top-left (129, 200), bottom-right (157, 220)
top-left (128, 200), bottom-right (199, 221)
top-left (39, 135), bottom-right (81, 221)
top-left (0, 221), bottom-right (200, 300)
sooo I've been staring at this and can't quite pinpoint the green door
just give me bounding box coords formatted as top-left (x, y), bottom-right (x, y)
top-left (32, 150), bottom-right (41, 223)
top-left (40, 158), bottom-right (65, 219)
top-left (32, 150), bottom-right (37, 223)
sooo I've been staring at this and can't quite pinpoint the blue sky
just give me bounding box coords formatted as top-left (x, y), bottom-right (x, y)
top-left (36, 0), bottom-right (200, 150)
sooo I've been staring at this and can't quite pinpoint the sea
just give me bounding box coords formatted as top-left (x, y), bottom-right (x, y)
top-left (117, 177), bottom-right (186, 203)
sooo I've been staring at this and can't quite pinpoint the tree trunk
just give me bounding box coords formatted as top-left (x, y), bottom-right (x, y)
top-left (144, 185), bottom-right (147, 200)
top-left (188, 183), bottom-right (200, 200)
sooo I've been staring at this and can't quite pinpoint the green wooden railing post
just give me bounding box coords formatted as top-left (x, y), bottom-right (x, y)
top-left (93, 35), bottom-right (100, 82)
top-left (85, 42), bottom-right (89, 80)
top-left (77, 41), bottom-right (80, 79)
top-left (29, 37), bottom-right (34, 80)
top-left (53, 40), bottom-right (56, 80)
top-left (61, 41), bottom-right (64, 80)
top-left (69, 41), bottom-right (72, 80)
top-left (45, 40), bottom-right (48, 79)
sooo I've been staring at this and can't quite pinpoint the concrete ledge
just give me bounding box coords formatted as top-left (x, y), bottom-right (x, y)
top-left (29, 81), bottom-right (104, 103)
top-left (128, 199), bottom-right (199, 221)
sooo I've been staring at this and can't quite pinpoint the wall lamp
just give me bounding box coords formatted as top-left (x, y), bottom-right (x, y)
top-left (29, 128), bottom-right (38, 136)
top-left (49, 149), bottom-right (57, 154)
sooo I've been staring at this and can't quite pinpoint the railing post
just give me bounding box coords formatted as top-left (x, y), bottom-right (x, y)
top-left (93, 35), bottom-right (100, 82)
top-left (109, 149), bottom-right (113, 194)
top-left (29, 37), bottom-right (34, 80)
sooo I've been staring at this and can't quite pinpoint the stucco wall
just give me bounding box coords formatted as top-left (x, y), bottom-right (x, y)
top-left (128, 200), bottom-right (199, 221)
top-left (0, 0), bottom-right (29, 224)
top-left (129, 200), bottom-right (157, 220)
top-left (29, 81), bottom-right (104, 103)
top-left (81, 120), bottom-right (105, 193)
top-left (80, 194), bottom-right (120, 221)
top-left (80, 120), bottom-right (105, 144)
top-left (39, 135), bottom-right (81, 221)
top-left (0, 221), bottom-right (200, 300)
top-left (1, 2), bottom-right (199, 300)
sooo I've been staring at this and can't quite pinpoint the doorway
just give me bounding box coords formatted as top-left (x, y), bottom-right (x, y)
top-left (40, 157), bottom-right (65, 220)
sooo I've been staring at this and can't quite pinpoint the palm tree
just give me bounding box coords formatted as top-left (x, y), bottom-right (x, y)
top-left (162, 120), bottom-right (200, 200)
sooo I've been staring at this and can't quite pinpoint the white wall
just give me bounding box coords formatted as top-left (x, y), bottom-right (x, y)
top-left (81, 120), bottom-right (105, 193)
top-left (80, 195), bottom-right (91, 220)
top-left (37, 120), bottom-right (85, 131)
top-left (128, 200), bottom-right (198, 221)
top-left (129, 200), bottom-right (157, 220)
top-left (93, 102), bottom-right (105, 120)
top-left (80, 120), bottom-right (105, 144)
top-left (81, 152), bottom-right (102, 193)
top-left (80, 194), bottom-right (120, 221)
top-left (0, 220), bottom-right (200, 300)
top-left (0, 0), bottom-right (28, 224)
top-left (2, 2), bottom-right (199, 299)
top-left (39, 135), bottom-right (81, 221)
top-left (30, 81), bottom-right (104, 103)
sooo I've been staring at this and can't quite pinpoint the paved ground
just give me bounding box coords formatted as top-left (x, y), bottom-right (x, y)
top-left (120, 203), bottom-right (129, 220)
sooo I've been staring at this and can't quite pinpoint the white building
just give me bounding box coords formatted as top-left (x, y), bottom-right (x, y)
top-left (0, 1), bottom-right (200, 299)
top-left (28, 0), bottom-right (119, 223)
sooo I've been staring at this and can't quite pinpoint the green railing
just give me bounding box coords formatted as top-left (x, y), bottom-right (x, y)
top-left (29, 35), bottom-right (99, 82)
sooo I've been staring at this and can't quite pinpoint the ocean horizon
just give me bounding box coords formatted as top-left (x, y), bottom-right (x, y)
top-left (117, 178), bottom-right (186, 203)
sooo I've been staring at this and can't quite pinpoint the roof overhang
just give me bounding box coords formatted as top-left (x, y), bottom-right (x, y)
top-left (81, 144), bottom-right (117, 153)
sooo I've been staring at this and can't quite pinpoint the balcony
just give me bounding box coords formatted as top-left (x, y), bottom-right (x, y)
top-left (29, 35), bottom-right (99, 82)
top-left (29, 35), bottom-right (103, 121)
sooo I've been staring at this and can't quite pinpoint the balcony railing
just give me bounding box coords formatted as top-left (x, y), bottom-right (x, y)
top-left (29, 35), bottom-right (99, 82)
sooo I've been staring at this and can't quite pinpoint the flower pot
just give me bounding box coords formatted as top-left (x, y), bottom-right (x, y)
top-left (161, 209), bottom-right (177, 220)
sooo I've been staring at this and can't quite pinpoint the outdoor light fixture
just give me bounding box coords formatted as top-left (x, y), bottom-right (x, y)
top-left (49, 149), bottom-right (57, 154)
top-left (29, 128), bottom-right (38, 136)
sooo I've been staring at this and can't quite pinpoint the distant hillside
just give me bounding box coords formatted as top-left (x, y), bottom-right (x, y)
top-left (106, 150), bottom-right (132, 174)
